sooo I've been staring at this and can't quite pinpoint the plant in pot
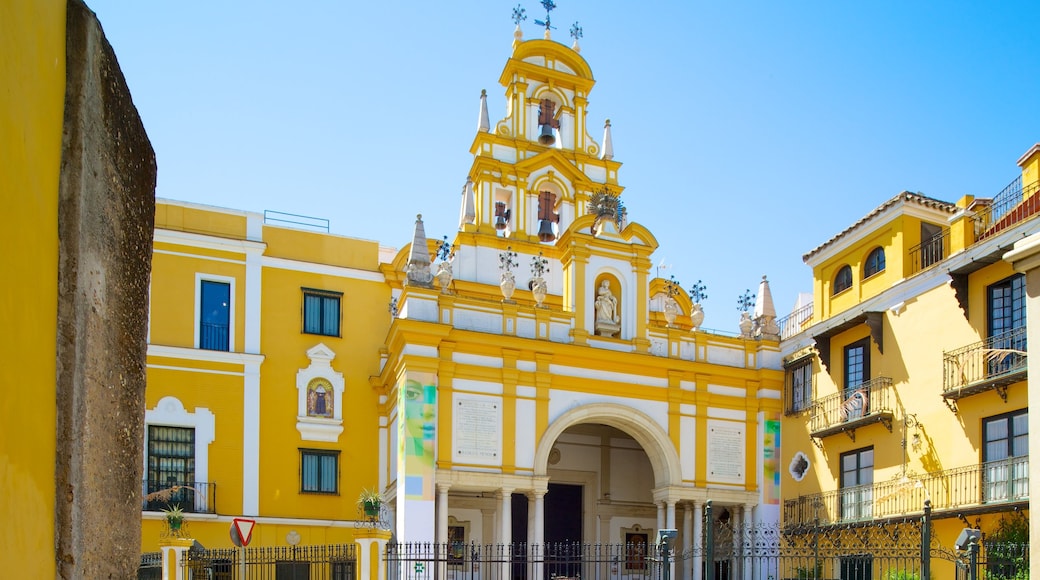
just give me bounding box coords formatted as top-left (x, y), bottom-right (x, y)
top-left (162, 504), bottom-right (185, 531)
top-left (358, 487), bottom-right (383, 519)
top-left (687, 279), bottom-right (707, 330)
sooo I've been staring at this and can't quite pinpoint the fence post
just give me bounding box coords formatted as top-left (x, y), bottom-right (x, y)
top-left (158, 537), bottom-right (193, 580)
top-left (705, 501), bottom-right (714, 580)
top-left (921, 500), bottom-right (931, 580)
top-left (968, 537), bottom-right (979, 580)
top-left (356, 528), bottom-right (393, 580)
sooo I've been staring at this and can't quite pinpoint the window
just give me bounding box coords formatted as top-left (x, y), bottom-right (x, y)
top-left (145, 425), bottom-right (196, 511)
top-left (863, 247), bottom-right (885, 278)
top-left (301, 449), bottom-right (339, 494)
top-left (988, 274), bottom-right (1025, 338)
top-left (786, 358), bottom-right (813, 414)
top-left (982, 410), bottom-right (1028, 502)
top-left (200, 280), bottom-right (230, 351)
top-left (833, 265), bottom-right (853, 295)
top-left (840, 447), bottom-right (873, 521)
top-left (844, 338), bottom-right (870, 393)
top-left (303, 289), bottom-right (341, 337)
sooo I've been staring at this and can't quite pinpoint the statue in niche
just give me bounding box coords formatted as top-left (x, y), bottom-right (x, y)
top-left (307, 378), bottom-right (334, 418)
top-left (594, 280), bottom-right (621, 338)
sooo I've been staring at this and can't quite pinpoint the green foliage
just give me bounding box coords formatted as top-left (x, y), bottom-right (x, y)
top-left (882, 570), bottom-right (920, 580)
top-left (986, 512), bottom-right (1030, 580)
top-left (161, 504), bottom-right (184, 528)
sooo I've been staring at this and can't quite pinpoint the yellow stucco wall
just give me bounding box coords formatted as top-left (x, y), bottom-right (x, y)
top-left (0, 0), bottom-right (65, 575)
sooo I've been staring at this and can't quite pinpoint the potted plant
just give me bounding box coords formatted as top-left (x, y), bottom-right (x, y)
top-left (530, 252), bottom-right (548, 307)
top-left (663, 275), bottom-right (681, 327)
top-left (737, 288), bottom-right (755, 338)
top-left (161, 504), bottom-right (185, 531)
top-left (358, 487), bottom-right (383, 518)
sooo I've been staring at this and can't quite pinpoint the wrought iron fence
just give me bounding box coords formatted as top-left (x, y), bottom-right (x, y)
top-left (784, 456), bottom-right (1029, 526)
top-left (141, 479), bottom-right (216, 514)
top-left (185, 543), bottom-right (356, 579)
top-left (138, 551), bottom-right (161, 580)
top-left (808, 376), bottom-right (893, 436)
top-left (942, 327), bottom-right (1027, 397)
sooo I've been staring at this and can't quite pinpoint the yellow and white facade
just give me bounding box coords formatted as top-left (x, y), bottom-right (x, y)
top-left (142, 32), bottom-right (785, 572)
top-left (779, 146), bottom-right (1038, 557)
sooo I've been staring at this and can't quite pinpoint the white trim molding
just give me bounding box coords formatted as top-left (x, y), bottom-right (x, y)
top-left (144, 396), bottom-right (216, 512)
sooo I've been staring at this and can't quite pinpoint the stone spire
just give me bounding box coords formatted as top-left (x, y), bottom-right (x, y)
top-left (459, 177), bottom-right (476, 229)
top-left (405, 214), bottom-right (433, 287)
top-left (477, 89), bottom-right (490, 133)
top-left (600, 119), bottom-right (614, 160)
top-left (754, 275), bottom-right (780, 340)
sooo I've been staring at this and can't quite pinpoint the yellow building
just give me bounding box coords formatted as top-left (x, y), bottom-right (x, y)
top-left (141, 27), bottom-right (785, 579)
top-left (779, 145), bottom-right (1038, 575)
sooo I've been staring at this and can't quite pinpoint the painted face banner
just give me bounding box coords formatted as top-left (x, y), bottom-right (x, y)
top-left (400, 378), bottom-right (437, 500)
top-left (763, 418), bottom-right (781, 505)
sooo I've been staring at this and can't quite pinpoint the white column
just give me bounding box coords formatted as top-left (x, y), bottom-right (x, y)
top-left (437, 484), bottom-right (450, 580)
top-left (498, 487), bottom-right (513, 580)
top-left (692, 502), bottom-right (703, 580)
top-left (731, 507), bottom-right (740, 578)
top-left (657, 502), bottom-right (665, 532)
top-left (743, 504), bottom-right (754, 580)
top-left (666, 500), bottom-right (676, 529)
top-left (1005, 235), bottom-right (1040, 580)
top-left (683, 503), bottom-right (694, 580)
top-left (529, 491), bottom-right (546, 580)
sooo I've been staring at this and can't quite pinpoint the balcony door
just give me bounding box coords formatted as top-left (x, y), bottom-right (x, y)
top-left (982, 410), bottom-right (1028, 503)
top-left (840, 447), bottom-right (873, 521)
top-left (987, 274), bottom-right (1026, 377)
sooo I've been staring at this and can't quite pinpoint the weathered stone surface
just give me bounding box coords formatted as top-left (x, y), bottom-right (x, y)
top-left (55, 0), bottom-right (156, 577)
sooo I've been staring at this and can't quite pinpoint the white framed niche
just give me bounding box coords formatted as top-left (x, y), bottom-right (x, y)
top-left (296, 343), bottom-right (345, 442)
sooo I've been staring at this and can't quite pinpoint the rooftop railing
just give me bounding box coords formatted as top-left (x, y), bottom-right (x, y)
top-left (808, 376), bottom-right (894, 438)
top-left (974, 177), bottom-right (1040, 242)
top-left (908, 229), bottom-right (949, 275)
top-left (942, 327), bottom-right (1027, 401)
top-left (776, 302), bottom-right (814, 340)
top-left (783, 455), bottom-right (1029, 527)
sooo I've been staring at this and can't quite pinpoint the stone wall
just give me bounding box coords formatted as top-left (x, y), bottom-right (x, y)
top-left (54, 0), bottom-right (156, 576)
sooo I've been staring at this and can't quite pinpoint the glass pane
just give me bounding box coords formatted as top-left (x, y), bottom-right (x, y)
top-left (323, 296), bottom-right (339, 336)
top-left (200, 281), bottom-right (230, 351)
top-left (304, 295), bottom-right (322, 334)
top-left (302, 454), bottom-right (318, 491)
top-left (320, 455), bottom-right (337, 492)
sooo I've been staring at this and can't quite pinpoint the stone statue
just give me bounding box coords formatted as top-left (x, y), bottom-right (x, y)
top-left (595, 281), bottom-right (618, 323)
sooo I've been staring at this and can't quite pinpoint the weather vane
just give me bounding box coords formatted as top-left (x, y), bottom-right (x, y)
top-left (570, 21), bottom-right (582, 41)
top-left (512, 4), bottom-right (526, 26)
top-left (534, 0), bottom-right (556, 32)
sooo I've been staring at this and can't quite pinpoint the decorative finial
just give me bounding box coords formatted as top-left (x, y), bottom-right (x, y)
top-left (534, 0), bottom-right (556, 39)
top-left (512, 4), bottom-right (527, 26)
top-left (600, 119), bottom-right (614, 160)
top-left (570, 21), bottom-right (582, 52)
top-left (477, 89), bottom-right (490, 133)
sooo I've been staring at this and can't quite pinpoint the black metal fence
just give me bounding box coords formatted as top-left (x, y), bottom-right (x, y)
top-left (138, 551), bottom-right (161, 580)
top-left (385, 501), bottom-right (1026, 580)
top-left (185, 543), bottom-right (356, 579)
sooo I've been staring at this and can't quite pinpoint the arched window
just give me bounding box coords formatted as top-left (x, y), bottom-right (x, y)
top-left (864, 247), bottom-right (886, 278)
top-left (833, 265), bottom-right (853, 295)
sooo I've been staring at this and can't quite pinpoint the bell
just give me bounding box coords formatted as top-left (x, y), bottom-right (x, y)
top-left (494, 202), bottom-right (509, 230)
top-left (495, 216), bottom-right (508, 230)
top-left (538, 124), bottom-right (556, 146)
top-left (537, 219), bottom-right (556, 242)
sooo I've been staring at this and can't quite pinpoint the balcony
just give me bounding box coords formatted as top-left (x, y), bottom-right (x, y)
top-left (942, 327), bottom-right (1027, 404)
top-left (974, 177), bottom-right (1040, 243)
top-left (783, 456), bottom-right (1029, 527)
top-left (808, 377), bottom-right (894, 440)
top-left (777, 302), bottom-right (814, 340)
top-left (909, 229), bottom-right (949, 275)
top-left (141, 480), bottom-right (217, 514)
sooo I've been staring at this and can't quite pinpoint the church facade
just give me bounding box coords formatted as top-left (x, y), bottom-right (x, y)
top-left (141, 24), bottom-right (785, 577)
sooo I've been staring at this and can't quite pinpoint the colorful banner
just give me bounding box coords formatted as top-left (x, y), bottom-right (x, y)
top-left (763, 419), bottom-right (781, 505)
top-left (400, 377), bottom-right (437, 501)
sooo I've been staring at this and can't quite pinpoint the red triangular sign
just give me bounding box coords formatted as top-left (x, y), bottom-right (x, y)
top-left (233, 518), bottom-right (256, 546)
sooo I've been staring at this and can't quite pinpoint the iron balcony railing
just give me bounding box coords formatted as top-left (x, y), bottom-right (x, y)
top-left (141, 480), bottom-right (216, 514)
top-left (808, 376), bottom-right (894, 438)
top-left (199, 322), bottom-right (229, 351)
top-left (974, 177), bottom-right (1040, 242)
top-left (942, 327), bottom-right (1027, 399)
top-left (783, 455), bottom-right (1029, 527)
top-left (776, 302), bottom-right (814, 340)
top-left (909, 229), bottom-right (950, 275)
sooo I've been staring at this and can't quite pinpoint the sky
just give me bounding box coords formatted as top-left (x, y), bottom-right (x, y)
top-left (87, 0), bottom-right (1040, 333)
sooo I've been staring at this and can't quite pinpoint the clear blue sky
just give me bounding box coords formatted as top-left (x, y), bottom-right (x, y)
top-left (88, 0), bottom-right (1040, 332)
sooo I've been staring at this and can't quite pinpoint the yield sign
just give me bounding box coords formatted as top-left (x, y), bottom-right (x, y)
top-left (232, 518), bottom-right (256, 547)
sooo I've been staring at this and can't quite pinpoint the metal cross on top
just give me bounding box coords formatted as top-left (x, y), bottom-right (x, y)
top-left (570, 21), bottom-right (582, 41)
top-left (534, 0), bottom-right (556, 31)
top-left (511, 4), bottom-right (526, 26)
